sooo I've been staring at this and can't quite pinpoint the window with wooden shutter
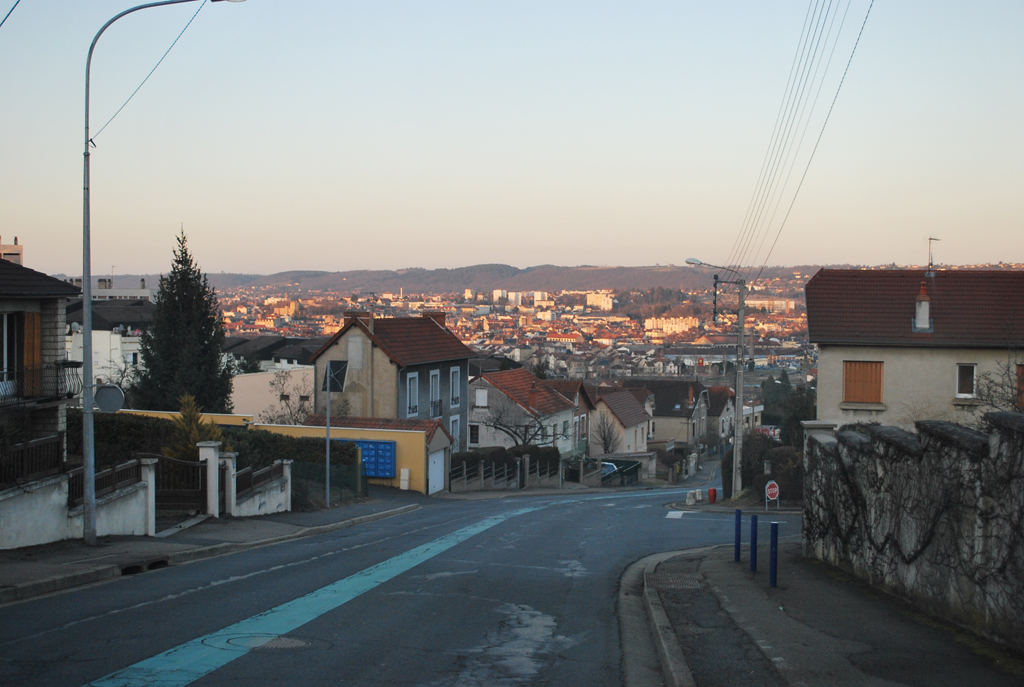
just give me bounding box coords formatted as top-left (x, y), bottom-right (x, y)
top-left (843, 361), bottom-right (883, 403)
top-left (23, 312), bottom-right (42, 396)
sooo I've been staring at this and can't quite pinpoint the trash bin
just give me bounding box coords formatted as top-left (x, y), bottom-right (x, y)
top-left (708, 487), bottom-right (717, 504)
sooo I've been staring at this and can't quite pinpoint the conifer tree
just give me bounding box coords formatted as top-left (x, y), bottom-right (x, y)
top-left (135, 231), bottom-right (233, 411)
top-left (163, 395), bottom-right (225, 461)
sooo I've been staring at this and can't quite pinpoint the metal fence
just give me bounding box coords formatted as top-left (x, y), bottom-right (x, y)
top-left (0, 432), bottom-right (64, 488)
top-left (289, 461), bottom-right (366, 511)
top-left (236, 461), bottom-right (285, 500)
top-left (67, 459), bottom-right (142, 506)
top-left (0, 362), bottom-right (83, 409)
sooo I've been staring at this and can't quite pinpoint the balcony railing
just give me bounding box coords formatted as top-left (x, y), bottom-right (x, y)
top-left (429, 399), bottom-right (442, 418)
top-left (0, 362), bottom-right (83, 410)
top-left (0, 432), bottom-right (64, 489)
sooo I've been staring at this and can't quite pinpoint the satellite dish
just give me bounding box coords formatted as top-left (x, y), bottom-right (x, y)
top-left (95, 384), bottom-right (125, 413)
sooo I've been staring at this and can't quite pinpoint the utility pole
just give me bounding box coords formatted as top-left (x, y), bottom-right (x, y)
top-left (734, 278), bottom-right (746, 497)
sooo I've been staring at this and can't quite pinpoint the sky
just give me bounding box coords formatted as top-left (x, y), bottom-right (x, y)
top-left (1, 1), bottom-right (1022, 278)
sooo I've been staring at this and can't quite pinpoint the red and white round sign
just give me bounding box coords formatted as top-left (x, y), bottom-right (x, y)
top-left (765, 480), bottom-right (780, 501)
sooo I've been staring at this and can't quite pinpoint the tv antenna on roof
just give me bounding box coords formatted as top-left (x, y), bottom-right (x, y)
top-left (926, 238), bottom-right (940, 277)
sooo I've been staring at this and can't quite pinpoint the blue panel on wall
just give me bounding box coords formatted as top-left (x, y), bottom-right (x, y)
top-left (353, 440), bottom-right (397, 478)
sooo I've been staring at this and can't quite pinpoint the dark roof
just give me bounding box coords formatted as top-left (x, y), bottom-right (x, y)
top-left (621, 379), bottom-right (706, 418)
top-left (806, 269), bottom-right (1024, 348)
top-left (0, 260), bottom-right (80, 298)
top-left (543, 379), bottom-right (596, 410)
top-left (272, 338), bottom-right (331, 365)
top-left (598, 390), bottom-right (650, 429)
top-left (478, 368), bottom-right (575, 417)
top-left (312, 315), bottom-right (474, 367)
top-left (707, 386), bottom-right (735, 416)
top-left (304, 415), bottom-right (452, 444)
top-left (469, 356), bottom-right (522, 376)
top-left (66, 299), bottom-right (155, 331)
top-left (625, 387), bottom-right (652, 407)
top-left (223, 336), bottom-right (288, 360)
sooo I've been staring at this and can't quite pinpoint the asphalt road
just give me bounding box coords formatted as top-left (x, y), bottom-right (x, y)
top-left (0, 487), bottom-right (748, 687)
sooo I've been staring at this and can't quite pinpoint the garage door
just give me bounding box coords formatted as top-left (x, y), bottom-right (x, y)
top-left (428, 450), bottom-right (445, 495)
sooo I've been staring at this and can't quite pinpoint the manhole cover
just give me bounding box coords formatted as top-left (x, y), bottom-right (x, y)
top-left (205, 634), bottom-right (314, 651)
top-left (646, 572), bottom-right (702, 589)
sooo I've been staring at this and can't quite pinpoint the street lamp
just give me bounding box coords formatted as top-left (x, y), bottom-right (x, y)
top-left (82, 0), bottom-right (246, 546)
top-left (686, 258), bottom-right (747, 498)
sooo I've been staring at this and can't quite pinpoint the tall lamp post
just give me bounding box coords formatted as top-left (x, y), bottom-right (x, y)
top-left (82, 0), bottom-right (245, 546)
top-left (686, 258), bottom-right (746, 498)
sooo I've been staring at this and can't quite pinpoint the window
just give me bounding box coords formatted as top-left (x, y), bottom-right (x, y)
top-left (475, 388), bottom-right (488, 407)
top-left (469, 423), bottom-right (480, 445)
top-left (429, 370), bottom-right (441, 417)
top-left (450, 367), bottom-right (460, 407)
top-left (843, 361), bottom-right (883, 403)
top-left (562, 420), bottom-right (569, 437)
top-left (450, 416), bottom-right (460, 452)
top-left (407, 372), bottom-right (419, 416)
top-left (956, 364), bottom-right (977, 398)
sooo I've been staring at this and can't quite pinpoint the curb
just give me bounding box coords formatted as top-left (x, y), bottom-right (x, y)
top-left (1, 504), bottom-right (420, 605)
top-left (643, 558), bottom-right (697, 687)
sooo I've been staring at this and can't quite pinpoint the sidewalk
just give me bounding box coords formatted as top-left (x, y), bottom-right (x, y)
top-left (0, 488), bottom-right (429, 605)
top-left (643, 538), bottom-right (1024, 687)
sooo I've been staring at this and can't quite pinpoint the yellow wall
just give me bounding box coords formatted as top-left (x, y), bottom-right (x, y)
top-left (119, 409), bottom-right (254, 426)
top-left (315, 329), bottom-right (399, 419)
top-left (253, 423), bottom-right (437, 494)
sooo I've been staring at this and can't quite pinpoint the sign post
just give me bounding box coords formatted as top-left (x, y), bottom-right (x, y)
top-left (322, 361), bottom-right (348, 508)
top-left (765, 479), bottom-right (780, 512)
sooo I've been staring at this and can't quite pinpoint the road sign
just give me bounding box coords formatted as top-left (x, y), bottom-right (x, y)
top-left (765, 479), bottom-right (780, 511)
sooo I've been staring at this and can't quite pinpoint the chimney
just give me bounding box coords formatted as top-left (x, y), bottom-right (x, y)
top-left (688, 386), bottom-right (694, 406)
top-left (529, 381), bottom-right (538, 410)
top-left (140, 278), bottom-right (146, 289)
top-left (423, 311), bottom-right (447, 329)
top-left (344, 310), bottom-right (374, 333)
top-left (914, 281), bottom-right (930, 331)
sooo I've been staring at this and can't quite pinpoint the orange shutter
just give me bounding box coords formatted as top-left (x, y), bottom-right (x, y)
top-left (23, 312), bottom-right (42, 396)
top-left (843, 361), bottom-right (883, 403)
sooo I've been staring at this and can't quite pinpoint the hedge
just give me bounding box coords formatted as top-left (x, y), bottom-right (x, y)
top-left (67, 409), bottom-right (357, 470)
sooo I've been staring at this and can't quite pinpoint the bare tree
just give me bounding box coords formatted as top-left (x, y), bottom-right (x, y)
top-left (480, 393), bottom-right (547, 446)
top-left (259, 370), bottom-right (325, 425)
top-left (592, 410), bottom-right (621, 455)
top-left (976, 351), bottom-right (1024, 415)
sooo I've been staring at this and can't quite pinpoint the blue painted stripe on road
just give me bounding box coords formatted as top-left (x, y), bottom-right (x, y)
top-left (85, 507), bottom-right (540, 687)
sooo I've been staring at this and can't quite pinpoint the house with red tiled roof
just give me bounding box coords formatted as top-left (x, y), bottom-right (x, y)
top-left (310, 311), bottom-right (474, 452)
top-left (590, 389), bottom-right (651, 456)
top-left (467, 367), bottom-right (576, 454)
top-left (806, 269), bottom-right (1024, 427)
top-left (543, 379), bottom-right (597, 458)
top-left (620, 379), bottom-right (709, 453)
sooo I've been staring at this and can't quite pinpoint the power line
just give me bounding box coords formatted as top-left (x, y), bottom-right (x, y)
top-left (740, 0), bottom-right (854, 280)
top-left (733, 0), bottom-right (842, 276)
top-left (91, 0), bottom-right (208, 144)
top-left (752, 0), bottom-right (876, 284)
top-left (0, 0), bottom-right (21, 31)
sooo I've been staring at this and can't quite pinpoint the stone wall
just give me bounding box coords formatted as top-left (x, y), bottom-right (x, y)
top-left (803, 413), bottom-right (1024, 652)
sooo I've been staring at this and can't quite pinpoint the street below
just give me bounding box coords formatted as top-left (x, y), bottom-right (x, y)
top-left (0, 487), bottom-right (740, 687)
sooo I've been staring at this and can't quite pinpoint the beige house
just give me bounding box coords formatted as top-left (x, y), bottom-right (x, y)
top-left (590, 390), bottom-right (651, 455)
top-left (807, 269), bottom-right (1024, 428)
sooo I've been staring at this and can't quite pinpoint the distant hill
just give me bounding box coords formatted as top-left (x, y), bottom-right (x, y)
top-left (60, 264), bottom-right (830, 294)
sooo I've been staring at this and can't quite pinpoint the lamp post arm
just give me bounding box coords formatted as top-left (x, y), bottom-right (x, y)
top-left (81, 0), bottom-right (205, 547)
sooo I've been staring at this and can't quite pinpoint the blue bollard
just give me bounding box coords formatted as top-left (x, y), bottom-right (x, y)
top-left (734, 509), bottom-right (742, 562)
top-left (750, 515), bottom-right (758, 572)
top-left (770, 522), bottom-right (779, 587)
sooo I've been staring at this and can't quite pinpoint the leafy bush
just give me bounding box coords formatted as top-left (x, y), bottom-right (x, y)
top-left (221, 426), bottom-right (357, 470)
top-left (68, 409), bottom-right (358, 471)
